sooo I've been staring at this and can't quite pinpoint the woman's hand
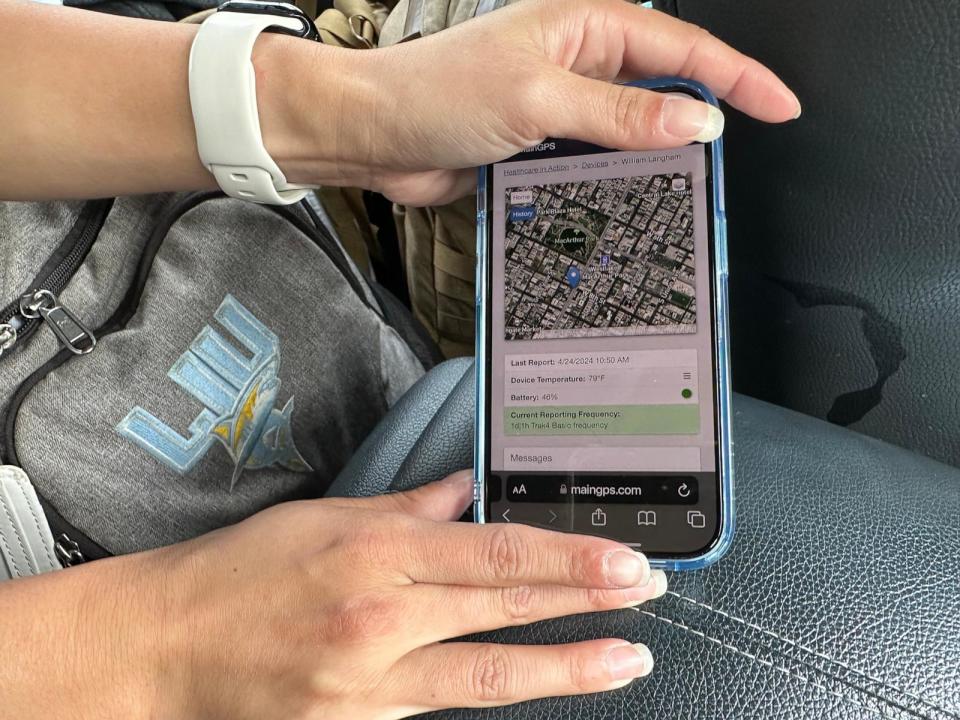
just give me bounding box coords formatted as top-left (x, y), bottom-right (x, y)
top-left (302, 0), bottom-right (800, 205)
top-left (115, 471), bottom-right (664, 719)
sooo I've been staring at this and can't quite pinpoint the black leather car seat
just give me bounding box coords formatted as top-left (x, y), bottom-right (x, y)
top-left (331, 360), bottom-right (959, 719)
top-left (655, 0), bottom-right (960, 466)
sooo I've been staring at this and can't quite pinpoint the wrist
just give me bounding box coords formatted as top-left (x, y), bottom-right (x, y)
top-left (252, 35), bottom-right (379, 190)
top-left (82, 554), bottom-right (175, 720)
top-left (0, 555), bottom-right (170, 720)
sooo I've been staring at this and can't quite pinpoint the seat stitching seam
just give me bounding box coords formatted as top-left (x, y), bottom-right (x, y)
top-left (634, 608), bottom-right (913, 720)
top-left (665, 591), bottom-right (955, 720)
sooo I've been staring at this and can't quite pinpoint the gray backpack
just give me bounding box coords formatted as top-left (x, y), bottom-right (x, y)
top-left (0, 191), bottom-right (432, 578)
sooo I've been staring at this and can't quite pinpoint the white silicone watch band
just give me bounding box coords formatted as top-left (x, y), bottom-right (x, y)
top-left (188, 11), bottom-right (316, 205)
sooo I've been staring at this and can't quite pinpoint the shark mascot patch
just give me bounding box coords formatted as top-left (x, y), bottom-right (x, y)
top-left (117, 295), bottom-right (312, 489)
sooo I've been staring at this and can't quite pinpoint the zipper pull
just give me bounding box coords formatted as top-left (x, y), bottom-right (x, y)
top-left (0, 323), bottom-right (16, 359)
top-left (19, 289), bottom-right (96, 355)
top-left (54, 533), bottom-right (86, 567)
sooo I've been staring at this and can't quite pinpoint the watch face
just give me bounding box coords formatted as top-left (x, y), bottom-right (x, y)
top-left (217, 0), bottom-right (320, 41)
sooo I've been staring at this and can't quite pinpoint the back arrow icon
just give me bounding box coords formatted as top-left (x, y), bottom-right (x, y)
top-left (502, 509), bottom-right (511, 522)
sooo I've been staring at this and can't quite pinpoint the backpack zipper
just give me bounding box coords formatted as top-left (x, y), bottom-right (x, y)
top-left (0, 199), bottom-right (113, 361)
top-left (2, 192), bottom-right (381, 567)
top-left (16, 289), bottom-right (97, 355)
top-left (0, 289), bottom-right (97, 359)
top-left (54, 533), bottom-right (86, 567)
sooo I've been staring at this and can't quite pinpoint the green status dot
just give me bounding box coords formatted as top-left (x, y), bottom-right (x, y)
top-left (681, 388), bottom-right (693, 399)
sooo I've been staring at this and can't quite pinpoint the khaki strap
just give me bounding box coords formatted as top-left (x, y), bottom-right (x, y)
top-left (316, 8), bottom-right (361, 46)
top-left (317, 0), bottom-right (389, 48)
top-left (181, 1), bottom-right (390, 50)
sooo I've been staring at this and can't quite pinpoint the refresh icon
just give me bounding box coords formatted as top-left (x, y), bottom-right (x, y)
top-left (677, 482), bottom-right (691, 499)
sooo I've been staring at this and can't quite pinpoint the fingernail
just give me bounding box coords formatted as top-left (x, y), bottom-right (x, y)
top-left (649, 569), bottom-right (668, 599)
top-left (441, 469), bottom-right (474, 487)
top-left (605, 550), bottom-right (650, 587)
top-left (783, 86), bottom-right (802, 119)
top-left (618, 568), bottom-right (668, 608)
top-left (606, 643), bottom-right (654, 681)
top-left (661, 96), bottom-right (725, 143)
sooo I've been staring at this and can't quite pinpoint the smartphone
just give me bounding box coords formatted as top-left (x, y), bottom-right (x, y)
top-left (474, 78), bottom-right (733, 570)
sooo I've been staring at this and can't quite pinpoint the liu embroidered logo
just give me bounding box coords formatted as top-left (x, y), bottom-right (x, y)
top-left (117, 295), bottom-right (312, 489)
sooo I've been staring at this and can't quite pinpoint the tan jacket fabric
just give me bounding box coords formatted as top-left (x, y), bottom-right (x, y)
top-left (394, 197), bottom-right (476, 357)
top-left (378, 0), bottom-right (516, 357)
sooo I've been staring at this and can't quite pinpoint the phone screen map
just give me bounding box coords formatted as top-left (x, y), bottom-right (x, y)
top-left (485, 140), bottom-right (721, 554)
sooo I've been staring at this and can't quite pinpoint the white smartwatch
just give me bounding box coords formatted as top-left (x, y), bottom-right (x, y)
top-left (188, 1), bottom-right (320, 205)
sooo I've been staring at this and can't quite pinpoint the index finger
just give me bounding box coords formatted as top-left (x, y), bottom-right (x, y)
top-left (393, 519), bottom-right (652, 589)
top-left (558, 0), bottom-right (800, 122)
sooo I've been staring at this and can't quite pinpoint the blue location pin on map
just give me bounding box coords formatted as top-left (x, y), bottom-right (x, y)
top-left (565, 265), bottom-right (581, 289)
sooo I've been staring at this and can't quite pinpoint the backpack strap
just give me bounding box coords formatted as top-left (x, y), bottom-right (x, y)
top-left (0, 466), bottom-right (60, 580)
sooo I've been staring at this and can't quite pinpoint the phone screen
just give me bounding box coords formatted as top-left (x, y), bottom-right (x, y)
top-left (481, 133), bottom-right (724, 557)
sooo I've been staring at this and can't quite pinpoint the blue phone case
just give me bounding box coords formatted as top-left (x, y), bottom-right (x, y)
top-left (474, 78), bottom-right (734, 571)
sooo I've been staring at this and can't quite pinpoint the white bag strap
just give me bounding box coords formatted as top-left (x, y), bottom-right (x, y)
top-left (0, 466), bottom-right (60, 580)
